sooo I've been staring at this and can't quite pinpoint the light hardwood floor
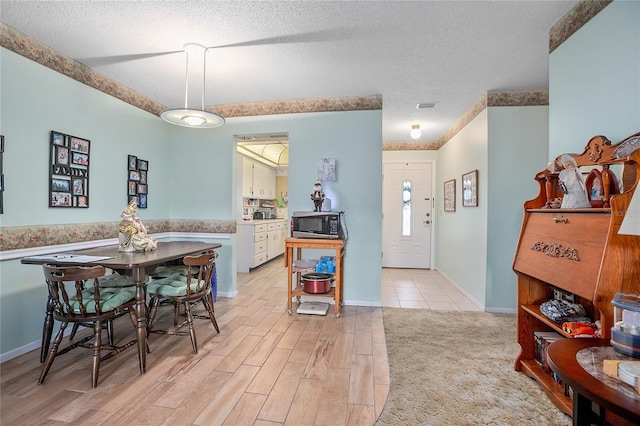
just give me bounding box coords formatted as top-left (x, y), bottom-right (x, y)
top-left (1, 258), bottom-right (480, 425)
top-left (1, 258), bottom-right (390, 425)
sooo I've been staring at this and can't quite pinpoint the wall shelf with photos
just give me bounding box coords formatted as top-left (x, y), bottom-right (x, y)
top-left (49, 130), bottom-right (90, 208)
top-left (127, 155), bottom-right (148, 208)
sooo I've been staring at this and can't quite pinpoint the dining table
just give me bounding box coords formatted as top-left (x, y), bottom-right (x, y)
top-left (21, 240), bottom-right (222, 374)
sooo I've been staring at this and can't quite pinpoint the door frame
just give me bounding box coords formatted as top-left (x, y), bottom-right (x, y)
top-left (382, 159), bottom-right (437, 269)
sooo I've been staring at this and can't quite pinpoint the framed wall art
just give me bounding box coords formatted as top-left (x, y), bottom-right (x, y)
top-left (462, 169), bottom-right (478, 207)
top-left (127, 155), bottom-right (149, 208)
top-left (318, 158), bottom-right (336, 181)
top-left (49, 131), bottom-right (90, 208)
top-left (444, 179), bottom-right (456, 212)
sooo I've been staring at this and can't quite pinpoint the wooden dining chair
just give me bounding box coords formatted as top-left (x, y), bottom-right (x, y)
top-left (40, 271), bottom-right (134, 363)
top-left (39, 265), bottom-right (138, 388)
top-left (146, 251), bottom-right (220, 354)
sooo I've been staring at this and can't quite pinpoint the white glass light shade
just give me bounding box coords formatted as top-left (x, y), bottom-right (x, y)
top-left (619, 188), bottom-right (640, 236)
top-left (160, 43), bottom-right (225, 129)
top-left (410, 124), bottom-right (421, 139)
top-left (160, 108), bottom-right (225, 128)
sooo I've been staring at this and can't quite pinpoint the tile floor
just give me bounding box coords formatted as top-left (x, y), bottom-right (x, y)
top-left (381, 268), bottom-right (483, 311)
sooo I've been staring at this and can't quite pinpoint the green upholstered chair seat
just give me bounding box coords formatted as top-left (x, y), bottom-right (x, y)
top-left (67, 286), bottom-right (136, 314)
top-left (150, 265), bottom-right (193, 278)
top-left (96, 274), bottom-right (135, 288)
top-left (147, 274), bottom-right (208, 297)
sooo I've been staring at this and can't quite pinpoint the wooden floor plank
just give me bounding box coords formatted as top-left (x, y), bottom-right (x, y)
top-left (0, 258), bottom-right (392, 425)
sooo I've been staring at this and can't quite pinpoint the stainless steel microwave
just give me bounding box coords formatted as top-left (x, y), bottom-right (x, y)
top-left (291, 211), bottom-right (346, 239)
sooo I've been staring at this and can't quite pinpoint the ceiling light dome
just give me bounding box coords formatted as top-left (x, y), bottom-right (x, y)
top-left (160, 43), bottom-right (225, 129)
top-left (410, 124), bottom-right (421, 139)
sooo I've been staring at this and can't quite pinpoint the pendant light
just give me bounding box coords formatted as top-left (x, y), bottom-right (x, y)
top-left (410, 124), bottom-right (421, 139)
top-left (160, 43), bottom-right (225, 128)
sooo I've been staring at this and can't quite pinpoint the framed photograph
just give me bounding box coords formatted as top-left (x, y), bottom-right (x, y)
top-left (71, 152), bottom-right (89, 166)
top-left (56, 146), bottom-right (69, 165)
top-left (128, 181), bottom-right (137, 196)
top-left (52, 132), bottom-right (65, 146)
top-left (137, 184), bottom-right (147, 194)
top-left (72, 178), bottom-right (85, 195)
top-left (139, 194), bottom-right (147, 209)
top-left (51, 192), bottom-right (72, 207)
top-left (52, 178), bottom-right (70, 192)
top-left (70, 137), bottom-right (90, 153)
top-left (129, 170), bottom-right (141, 181)
top-left (444, 179), bottom-right (456, 212)
top-left (77, 196), bottom-right (88, 207)
top-left (128, 155), bottom-right (138, 171)
top-left (137, 159), bottom-right (148, 171)
top-left (140, 170), bottom-right (147, 184)
top-left (128, 195), bottom-right (139, 205)
top-left (462, 170), bottom-right (478, 207)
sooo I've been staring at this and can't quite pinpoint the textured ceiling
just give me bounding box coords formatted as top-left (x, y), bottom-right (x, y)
top-left (1, 0), bottom-right (578, 145)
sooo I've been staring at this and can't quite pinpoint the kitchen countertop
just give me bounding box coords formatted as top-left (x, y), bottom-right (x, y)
top-left (238, 218), bottom-right (287, 225)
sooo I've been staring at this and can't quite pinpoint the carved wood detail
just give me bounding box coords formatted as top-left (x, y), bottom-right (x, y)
top-left (531, 241), bottom-right (580, 261)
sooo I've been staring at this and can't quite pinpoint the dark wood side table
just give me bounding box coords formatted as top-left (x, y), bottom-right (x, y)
top-left (547, 338), bottom-right (640, 426)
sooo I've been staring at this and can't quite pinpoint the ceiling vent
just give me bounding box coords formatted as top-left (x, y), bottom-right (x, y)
top-left (416, 103), bottom-right (437, 109)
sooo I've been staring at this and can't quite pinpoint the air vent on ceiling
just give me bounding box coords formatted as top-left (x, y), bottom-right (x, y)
top-left (416, 103), bottom-right (437, 109)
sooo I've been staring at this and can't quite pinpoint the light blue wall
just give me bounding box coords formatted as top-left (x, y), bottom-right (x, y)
top-left (0, 48), bottom-right (173, 226)
top-left (435, 110), bottom-right (489, 305)
top-left (435, 106), bottom-right (549, 311)
top-left (0, 47), bottom-right (383, 356)
top-left (549, 0), bottom-right (640, 154)
top-left (486, 106), bottom-right (549, 310)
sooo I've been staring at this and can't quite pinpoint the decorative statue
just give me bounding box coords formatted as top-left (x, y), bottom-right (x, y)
top-left (557, 155), bottom-right (590, 208)
top-left (117, 200), bottom-right (158, 252)
top-left (311, 181), bottom-right (325, 212)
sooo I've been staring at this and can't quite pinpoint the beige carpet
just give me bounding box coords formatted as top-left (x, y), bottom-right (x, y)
top-left (376, 308), bottom-right (572, 425)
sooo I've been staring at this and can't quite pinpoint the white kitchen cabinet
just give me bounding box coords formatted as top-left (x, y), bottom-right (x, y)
top-left (253, 161), bottom-right (276, 198)
top-left (242, 156), bottom-right (254, 197)
top-left (241, 156), bottom-right (276, 199)
top-left (237, 219), bottom-right (286, 272)
top-left (266, 221), bottom-right (286, 260)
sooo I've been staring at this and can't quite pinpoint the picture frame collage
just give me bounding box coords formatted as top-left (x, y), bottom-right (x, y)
top-left (128, 155), bottom-right (149, 208)
top-left (444, 169), bottom-right (479, 211)
top-left (49, 130), bottom-right (90, 208)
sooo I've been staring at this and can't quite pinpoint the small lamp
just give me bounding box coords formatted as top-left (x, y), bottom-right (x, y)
top-left (410, 124), bottom-right (421, 140)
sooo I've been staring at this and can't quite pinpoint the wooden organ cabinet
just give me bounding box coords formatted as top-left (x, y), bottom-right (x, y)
top-left (513, 132), bottom-right (640, 416)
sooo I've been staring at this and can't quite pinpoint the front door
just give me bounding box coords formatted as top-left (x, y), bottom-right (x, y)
top-left (382, 161), bottom-right (433, 268)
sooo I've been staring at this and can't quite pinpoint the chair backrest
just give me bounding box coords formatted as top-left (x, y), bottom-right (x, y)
top-left (182, 251), bottom-right (217, 296)
top-left (43, 264), bottom-right (107, 317)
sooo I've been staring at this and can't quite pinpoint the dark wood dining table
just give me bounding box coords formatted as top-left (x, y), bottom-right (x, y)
top-left (22, 241), bottom-right (222, 374)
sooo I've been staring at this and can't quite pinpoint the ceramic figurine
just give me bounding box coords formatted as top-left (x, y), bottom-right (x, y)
top-left (557, 155), bottom-right (590, 208)
top-left (311, 182), bottom-right (325, 212)
top-left (118, 200), bottom-right (158, 252)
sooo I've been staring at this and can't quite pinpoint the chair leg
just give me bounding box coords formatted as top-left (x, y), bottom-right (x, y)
top-left (40, 297), bottom-right (55, 363)
top-left (91, 320), bottom-right (102, 388)
top-left (201, 294), bottom-right (220, 334)
top-left (106, 319), bottom-right (114, 346)
top-left (173, 301), bottom-right (180, 326)
top-left (39, 322), bottom-right (68, 384)
top-left (146, 297), bottom-right (160, 334)
top-left (69, 323), bottom-right (80, 341)
top-left (183, 301), bottom-right (198, 354)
